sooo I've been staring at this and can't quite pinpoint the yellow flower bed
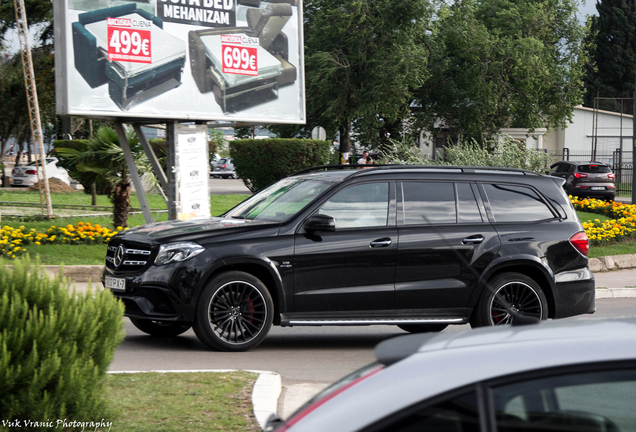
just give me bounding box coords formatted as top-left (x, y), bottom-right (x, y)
top-left (0, 222), bottom-right (127, 259)
top-left (571, 197), bottom-right (636, 245)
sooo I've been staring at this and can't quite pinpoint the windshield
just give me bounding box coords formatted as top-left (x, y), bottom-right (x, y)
top-left (224, 178), bottom-right (332, 222)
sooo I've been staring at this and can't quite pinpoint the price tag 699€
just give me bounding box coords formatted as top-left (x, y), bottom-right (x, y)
top-left (107, 17), bottom-right (152, 64)
top-left (220, 35), bottom-right (258, 77)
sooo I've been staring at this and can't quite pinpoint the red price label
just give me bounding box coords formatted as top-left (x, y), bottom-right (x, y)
top-left (222, 45), bottom-right (258, 76)
top-left (107, 18), bottom-right (152, 64)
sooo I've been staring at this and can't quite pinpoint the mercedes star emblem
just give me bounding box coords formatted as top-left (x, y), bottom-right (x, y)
top-left (114, 245), bottom-right (125, 268)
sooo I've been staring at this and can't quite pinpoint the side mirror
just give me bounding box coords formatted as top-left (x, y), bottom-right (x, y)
top-left (304, 214), bottom-right (336, 232)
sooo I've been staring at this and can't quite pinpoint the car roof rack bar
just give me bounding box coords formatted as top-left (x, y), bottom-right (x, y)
top-left (291, 164), bottom-right (540, 177)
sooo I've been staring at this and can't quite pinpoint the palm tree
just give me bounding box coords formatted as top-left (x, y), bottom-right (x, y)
top-left (56, 126), bottom-right (148, 228)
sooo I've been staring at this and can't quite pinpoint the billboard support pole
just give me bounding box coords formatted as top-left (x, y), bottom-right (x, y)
top-left (114, 123), bottom-right (153, 224)
top-left (166, 122), bottom-right (178, 220)
top-left (133, 124), bottom-right (169, 206)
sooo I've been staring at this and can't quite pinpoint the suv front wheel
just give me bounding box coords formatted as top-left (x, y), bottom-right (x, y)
top-left (471, 273), bottom-right (548, 327)
top-left (193, 271), bottom-right (274, 351)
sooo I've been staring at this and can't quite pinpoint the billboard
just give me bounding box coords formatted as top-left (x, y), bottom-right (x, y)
top-left (53, 0), bottom-right (305, 123)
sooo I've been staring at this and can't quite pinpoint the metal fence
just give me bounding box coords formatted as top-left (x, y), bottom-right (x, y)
top-left (552, 149), bottom-right (633, 196)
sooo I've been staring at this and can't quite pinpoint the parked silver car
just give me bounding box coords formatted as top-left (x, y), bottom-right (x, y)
top-left (269, 318), bottom-right (636, 432)
top-left (211, 157), bottom-right (237, 179)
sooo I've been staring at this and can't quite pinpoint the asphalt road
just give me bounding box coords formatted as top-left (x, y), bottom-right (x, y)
top-left (209, 177), bottom-right (251, 195)
top-left (110, 298), bottom-right (636, 384)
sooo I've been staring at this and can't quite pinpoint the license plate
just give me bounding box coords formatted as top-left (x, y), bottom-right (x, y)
top-left (13, 180), bottom-right (22, 184)
top-left (105, 276), bottom-right (125, 291)
top-left (14, 174), bottom-right (25, 177)
top-left (591, 187), bottom-right (605, 191)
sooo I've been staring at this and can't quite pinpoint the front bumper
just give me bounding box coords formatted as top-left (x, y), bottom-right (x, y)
top-left (553, 267), bottom-right (596, 318)
top-left (103, 254), bottom-right (210, 323)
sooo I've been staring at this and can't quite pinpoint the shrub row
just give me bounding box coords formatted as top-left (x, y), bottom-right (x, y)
top-left (230, 138), bottom-right (331, 192)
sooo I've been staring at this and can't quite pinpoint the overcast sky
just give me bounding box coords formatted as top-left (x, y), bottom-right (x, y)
top-left (578, 0), bottom-right (599, 21)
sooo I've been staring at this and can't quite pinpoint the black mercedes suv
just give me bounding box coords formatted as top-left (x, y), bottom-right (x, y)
top-left (103, 166), bottom-right (595, 351)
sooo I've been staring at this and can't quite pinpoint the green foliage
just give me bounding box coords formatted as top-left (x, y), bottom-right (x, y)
top-left (444, 137), bottom-right (555, 173)
top-left (304, 0), bottom-right (431, 151)
top-left (230, 139), bottom-right (331, 192)
top-left (0, 257), bottom-right (124, 424)
top-left (53, 139), bottom-right (110, 195)
top-left (583, 0), bottom-right (636, 113)
top-left (418, 0), bottom-right (586, 142)
top-left (377, 135), bottom-right (554, 172)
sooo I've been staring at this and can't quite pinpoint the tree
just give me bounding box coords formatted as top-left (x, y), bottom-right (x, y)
top-left (304, 0), bottom-right (431, 160)
top-left (583, 0), bottom-right (636, 113)
top-left (55, 126), bottom-right (148, 228)
top-left (417, 0), bottom-right (587, 142)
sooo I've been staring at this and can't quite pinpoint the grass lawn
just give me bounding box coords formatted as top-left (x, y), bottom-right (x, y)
top-left (106, 372), bottom-right (259, 431)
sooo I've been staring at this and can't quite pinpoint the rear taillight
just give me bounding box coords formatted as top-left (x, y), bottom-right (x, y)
top-left (570, 231), bottom-right (589, 257)
top-left (574, 173), bottom-right (588, 179)
top-left (25, 170), bottom-right (37, 175)
top-left (11, 168), bottom-right (15, 175)
top-left (220, 164), bottom-right (227, 168)
top-left (608, 173), bottom-right (615, 179)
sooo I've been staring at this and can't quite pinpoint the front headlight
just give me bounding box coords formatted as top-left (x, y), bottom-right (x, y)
top-left (154, 242), bottom-right (205, 265)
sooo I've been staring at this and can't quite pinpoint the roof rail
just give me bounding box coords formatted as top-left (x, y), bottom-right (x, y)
top-left (291, 164), bottom-right (541, 177)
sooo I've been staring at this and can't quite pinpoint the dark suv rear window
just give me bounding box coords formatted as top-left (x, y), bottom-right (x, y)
top-left (578, 164), bottom-right (611, 174)
top-left (482, 184), bottom-right (555, 222)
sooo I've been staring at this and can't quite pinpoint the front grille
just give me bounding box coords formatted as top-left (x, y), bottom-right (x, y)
top-left (105, 240), bottom-right (154, 271)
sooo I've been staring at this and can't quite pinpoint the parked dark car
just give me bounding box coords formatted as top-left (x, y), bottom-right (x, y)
top-left (211, 157), bottom-right (237, 178)
top-left (268, 318), bottom-right (636, 432)
top-left (549, 161), bottom-right (615, 200)
top-left (102, 165), bottom-right (595, 351)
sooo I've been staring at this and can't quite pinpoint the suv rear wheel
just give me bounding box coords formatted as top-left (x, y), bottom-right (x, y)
top-left (193, 271), bottom-right (274, 351)
top-left (471, 273), bottom-right (548, 327)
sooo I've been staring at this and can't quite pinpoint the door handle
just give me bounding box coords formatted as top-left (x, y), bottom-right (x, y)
top-left (462, 235), bottom-right (484, 245)
top-left (370, 238), bottom-right (392, 248)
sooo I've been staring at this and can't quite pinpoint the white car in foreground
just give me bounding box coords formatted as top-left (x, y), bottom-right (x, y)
top-left (11, 157), bottom-right (71, 187)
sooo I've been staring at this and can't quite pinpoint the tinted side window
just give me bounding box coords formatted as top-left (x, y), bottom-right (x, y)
top-left (318, 182), bottom-right (389, 229)
top-left (373, 391), bottom-right (480, 432)
top-left (457, 183), bottom-right (483, 223)
top-left (492, 369), bottom-right (636, 432)
top-left (402, 182), bottom-right (455, 225)
top-left (482, 184), bottom-right (555, 222)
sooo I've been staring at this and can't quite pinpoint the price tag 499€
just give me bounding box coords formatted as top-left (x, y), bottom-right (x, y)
top-left (107, 17), bottom-right (152, 64)
top-left (221, 35), bottom-right (258, 76)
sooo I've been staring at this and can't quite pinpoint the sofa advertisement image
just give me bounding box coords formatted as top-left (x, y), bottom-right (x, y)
top-left (54, 0), bottom-right (305, 123)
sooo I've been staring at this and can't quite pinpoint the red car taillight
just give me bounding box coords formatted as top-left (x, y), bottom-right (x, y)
top-left (220, 164), bottom-right (227, 168)
top-left (11, 168), bottom-right (16, 175)
top-left (570, 231), bottom-right (589, 257)
top-left (574, 173), bottom-right (588, 179)
top-left (608, 173), bottom-right (615, 179)
top-left (25, 170), bottom-right (37, 175)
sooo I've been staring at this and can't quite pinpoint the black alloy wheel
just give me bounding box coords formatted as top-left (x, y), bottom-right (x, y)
top-left (129, 318), bottom-right (192, 337)
top-left (471, 272), bottom-right (548, 327)
top-left (194, 271), bottom-right (273, 351)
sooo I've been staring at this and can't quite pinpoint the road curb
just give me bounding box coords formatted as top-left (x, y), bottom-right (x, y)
top-left (107, 369), bottom-right (280, 429)
top-left (589, 254), bottom-right (636, 272)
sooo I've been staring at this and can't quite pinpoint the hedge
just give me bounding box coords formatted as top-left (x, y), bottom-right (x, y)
top-left (0, 258), bottom-right (125, 427)
top-left (229, 138), bottom-right (331, 192)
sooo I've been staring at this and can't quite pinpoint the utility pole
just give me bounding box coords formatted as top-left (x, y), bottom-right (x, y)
top-left (13, 0), bottom-right (53, 218)
top-left (633, 0), bottom-right (636, 204)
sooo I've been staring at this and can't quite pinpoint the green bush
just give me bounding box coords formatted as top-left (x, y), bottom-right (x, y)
top-left (52, 139), bottom-right (111, 194)
top-left (230, 138), bottom-right (331, 192)
top-left (377, 135), bottom-right (554, 173)
top-left (0, 258), bottom-right (124, 427)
